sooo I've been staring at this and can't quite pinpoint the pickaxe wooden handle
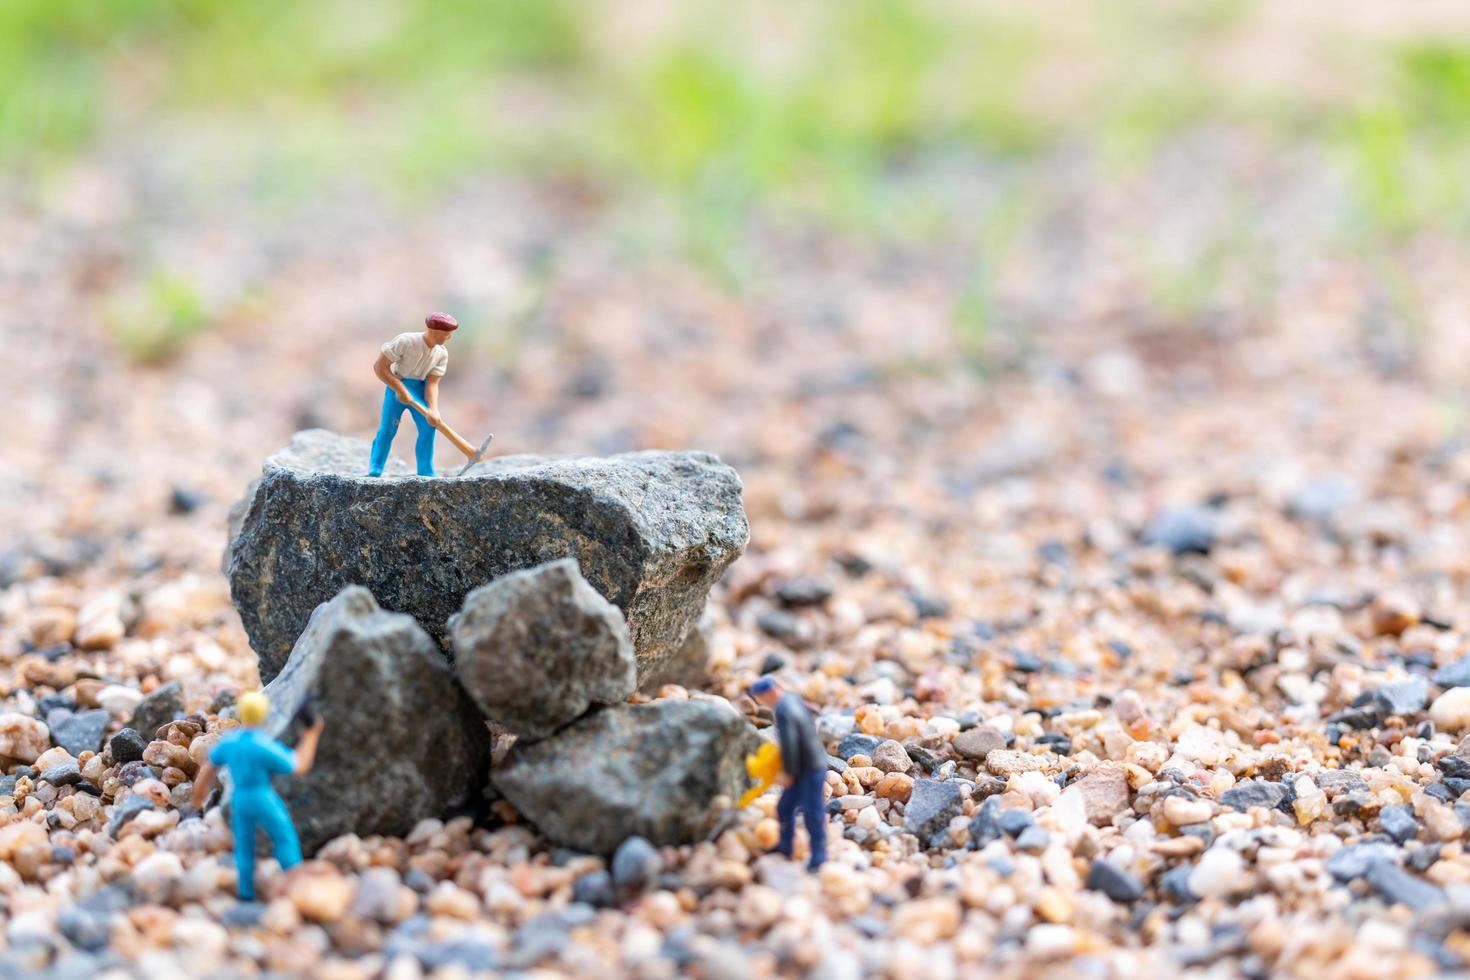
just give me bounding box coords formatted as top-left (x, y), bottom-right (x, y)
top-left (410, 400), bottom-right (494, 475)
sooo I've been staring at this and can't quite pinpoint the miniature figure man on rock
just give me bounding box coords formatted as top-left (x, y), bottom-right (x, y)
top-left (191, 692), bottom-right (324, 901)
top-left (369, 312), bottom-right (457, 477)
top-left (749, 677), bottom-right (827, 869)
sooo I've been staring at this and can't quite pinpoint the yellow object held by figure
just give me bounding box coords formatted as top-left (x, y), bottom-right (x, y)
top-left (739, 742), bottom-right (782, 808)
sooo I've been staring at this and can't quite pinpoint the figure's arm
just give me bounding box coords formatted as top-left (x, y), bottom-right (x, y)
top-left (421, 375), bottom-right (443, 426)
top-left (293, 718), bottom-right (326, 776)
top-left (190, 762), bottom-right (217, 809)
top-left (374, 353), bottom-right (415, 406)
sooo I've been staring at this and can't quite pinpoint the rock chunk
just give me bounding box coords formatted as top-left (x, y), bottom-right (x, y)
top-left (450, 559), bottom-right (636, 740)
top-left (1072, 765), bottom-right (1131, 826)
top-left (904, 779), bottom-right (964, 847)
top-left (49, 709), bottom-right (109, 757)
top-left (260, 587), bottom-right (492, 855)
top-left (493, 700), bottom-right (757, 855)
top-left (227, 430), bottom-right (748, 684)
top-left (129, 683), bottom-right (183, 739)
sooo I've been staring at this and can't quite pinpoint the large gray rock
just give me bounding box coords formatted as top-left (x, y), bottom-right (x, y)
top-left (494, 699), bottom-right (758, 854)
top-left (228, 430), bottom-right (748, 684)
top-left (449, 558), bottom-right (636, 740)
top-left (259, 587), bottom-right (492, 854)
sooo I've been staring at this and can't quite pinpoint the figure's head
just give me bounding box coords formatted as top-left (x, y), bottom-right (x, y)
top-left (238, 691), bottom-right (269, 728)
top-left (748, 675), bottom-right (780, 707)
top-left (424, 311), bottom-right (458, 346)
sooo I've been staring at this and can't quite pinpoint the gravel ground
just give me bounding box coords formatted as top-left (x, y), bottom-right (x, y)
top-left (7, 132), bottom-right (1470, 978)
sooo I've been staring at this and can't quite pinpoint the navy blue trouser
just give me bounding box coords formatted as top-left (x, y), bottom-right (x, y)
top-left (776, 769), bottom-right (827, 868)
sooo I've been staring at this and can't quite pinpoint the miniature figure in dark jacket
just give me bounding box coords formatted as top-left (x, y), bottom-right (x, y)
top-left (749, 677), bottom-right (827, 869)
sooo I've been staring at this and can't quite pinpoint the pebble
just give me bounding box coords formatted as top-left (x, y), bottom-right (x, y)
top-left (875, 772), bottom-right (913, 802)
top-left (986, 750), bottom-right (1047, 777)
top-left (1220, 780), bottom-right (1288, 811)
top-left (1365, 861), bottom-right (1445, 911)
top-left (611, 836), bottom-right (662, 899)
top-left (1327, 842), bottom-right (1402, 881)
top-left (1190, 847), bottom-right (1250, 898)
top-left (950, 726), bottom-right (1006, 761)
top-left (1071, 766), bottom-right (1131, 825)
top-left (288, 869), bottom-right (356, 923)
top-left (871, 740), bottom-right (911, 774)
top-left (129, 682), bottom-right (184, 739)
top-left (40, 763), bottom-right (82, 786)
top-left (1014, 825), bottom-right (1049, 851)
top-left (773, 578), bottom-right (833, 608)
top-left (1086, 860), bottom-right (1144, 902)
top-left (1140, 506), bottom-right (1216, 554)
top-left (107, 728), bottom-right (147, 764)
top-left (96, 686), bottom-right (144, 719)
top-left (49, 709), bottom-right (109, 757)
top-left (837, 733), bottom-right (883, 760)
top-left (1375, 677), bottom-right (1430, 717)
top-left (1163, 796), bottom-right (1213, 826)
top-left (0, 713), bottom-right (50, 763)
top-left (74, 594), bottom-right (127, 650)
top-left (1370, 592), bottom-right (1421, 637)
top-left (1380, 805), bottom-right (1419, 844)
top-left (107, 796), bottom-right (154, 837)
top-left (1436, 657), bottom-right (1470, 690)
top-left (1431, 689), bottom-right (1470, 732)
top-left (903, 779), bottom-right (963, 847)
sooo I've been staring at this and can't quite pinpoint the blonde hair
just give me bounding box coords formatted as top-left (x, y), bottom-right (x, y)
top-left (237, 691), bottom-right (269, 727)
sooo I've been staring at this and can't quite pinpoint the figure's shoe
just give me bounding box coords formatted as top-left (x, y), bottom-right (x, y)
top-left (807, 856), bottom-right (826, 872)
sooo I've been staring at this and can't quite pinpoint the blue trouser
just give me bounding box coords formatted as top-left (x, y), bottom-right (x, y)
top-left (776, 769), bottom-right (828, 868)
top-left (368, 378), bottom-right (436, 477)
top-left (232, 789), bottom-right (302, 900)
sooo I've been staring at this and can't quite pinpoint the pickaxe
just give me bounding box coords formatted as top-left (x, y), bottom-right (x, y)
top-left (409, 399), bottom-right (494, 476)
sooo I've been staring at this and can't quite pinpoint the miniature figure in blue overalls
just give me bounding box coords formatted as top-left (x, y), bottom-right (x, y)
top-left (748, 677), bottom-right (828, 870)
top-left (190, 692), bottom-right (325, 901)
top-left (369, 312), bottom-right (458, 477)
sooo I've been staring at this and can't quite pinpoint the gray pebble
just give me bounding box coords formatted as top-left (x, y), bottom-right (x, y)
top-left (40, 763), bottom-right (82, 787)
top-left (49, 709), bottom-right (109, 757)
top-left (107, 796), bottom-right (153, 838)
top-left (1087, 859), bottom-right (1145, 902)
top-left (107, 729), bottom-right (147, 765)
top-left (1380, 804), bottom-right (1420, 844)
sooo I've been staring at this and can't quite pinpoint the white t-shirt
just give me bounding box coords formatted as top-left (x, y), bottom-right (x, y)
top-left (381, 332), bottom-right (448, 380)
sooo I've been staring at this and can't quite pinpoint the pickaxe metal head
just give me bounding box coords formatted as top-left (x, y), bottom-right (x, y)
top-left (456, 433), bottom-right (495, 477)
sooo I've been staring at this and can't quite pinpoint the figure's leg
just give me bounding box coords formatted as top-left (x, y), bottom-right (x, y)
top-left (368, 387), bottom-right (405, 477)
top-left (775, 782), bottom-right (798, 858)
top-left (406, 385), bottom-right (437, 477)
top-left (800, 772), bottom-right (828, 869)
top-left (257, 792), bottom-right (303, 871)
top-left (231, 803), bottom-right (261, 900)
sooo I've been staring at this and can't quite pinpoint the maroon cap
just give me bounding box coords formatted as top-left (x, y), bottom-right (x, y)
top-left (425, 312), bottom-right (458, 331)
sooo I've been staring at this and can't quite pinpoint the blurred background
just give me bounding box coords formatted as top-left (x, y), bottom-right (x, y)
top-left (4, 0), bottom-right (1470, 577)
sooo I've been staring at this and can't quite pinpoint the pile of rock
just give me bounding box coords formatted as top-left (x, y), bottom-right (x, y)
top-left (227, 430), bottom-right (753, 855)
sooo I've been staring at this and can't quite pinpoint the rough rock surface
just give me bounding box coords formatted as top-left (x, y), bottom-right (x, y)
top-left (494, 700), bottom-right (758, 854)
top-left (227, 430), bottom-right (748, 683)
top-left (638, 610), bottom-right (714, 694)
top-left (259, 586), bottom-right (492, 854)
top-left (449, 558), bottom-right (636, 740)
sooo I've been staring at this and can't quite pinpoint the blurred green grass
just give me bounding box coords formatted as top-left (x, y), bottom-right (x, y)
top-left (6, 0), bottom-right (1465, 239)
top-left (4, 0), bottom-right (1470, 361)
